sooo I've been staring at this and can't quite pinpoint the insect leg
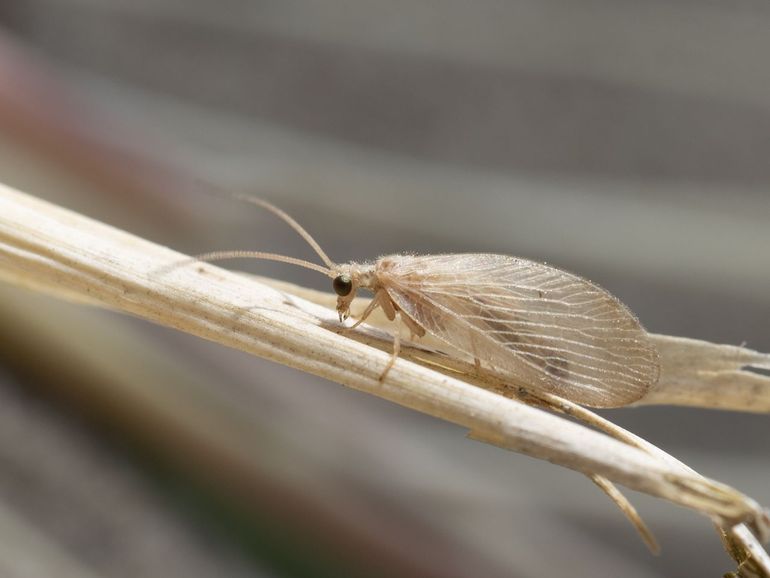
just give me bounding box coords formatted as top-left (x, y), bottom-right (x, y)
top-left (377, 291), bottom-right (397, 321)
top-left (378, 310), bottom-right (402, 382)
top-left (468, 330), bottom-right (482, 371)
top-left (345, 296), bottom-right (382, 331)
top-left (399, 313), bottom-right (426, 340)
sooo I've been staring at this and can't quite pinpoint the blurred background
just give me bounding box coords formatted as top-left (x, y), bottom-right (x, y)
top-left (0, 2), bottom-right (769, 577)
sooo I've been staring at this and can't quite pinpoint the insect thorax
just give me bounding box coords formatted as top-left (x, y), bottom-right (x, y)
top-left (335, 261), bottom-right (379, 291)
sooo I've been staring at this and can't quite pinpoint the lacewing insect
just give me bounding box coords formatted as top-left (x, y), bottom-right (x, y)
top-left (196, 195), bottom-right (660, 408)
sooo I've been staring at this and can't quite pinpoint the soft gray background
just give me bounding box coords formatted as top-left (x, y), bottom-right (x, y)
top-left (0, 2), bottom-right (768, 577)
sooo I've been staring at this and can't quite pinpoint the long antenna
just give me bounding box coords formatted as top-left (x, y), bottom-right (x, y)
top-left (192, 251), bottom-right (333, 276)
top-left (226, 192), bottom-right (335, 269)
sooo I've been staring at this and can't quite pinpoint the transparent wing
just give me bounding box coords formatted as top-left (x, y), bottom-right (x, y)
top-left (379, 254), bottom-right (659, 408)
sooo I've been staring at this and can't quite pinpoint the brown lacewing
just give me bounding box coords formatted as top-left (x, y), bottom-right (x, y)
top-left (196, 195), bottom-right (660, 408)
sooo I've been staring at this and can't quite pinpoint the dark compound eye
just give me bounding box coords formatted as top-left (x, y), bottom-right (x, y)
top-left (332, 274), bottom-right (353, 296)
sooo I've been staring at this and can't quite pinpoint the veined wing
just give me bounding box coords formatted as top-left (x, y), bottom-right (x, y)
top-left (379, 254), bottom-right (659, 408)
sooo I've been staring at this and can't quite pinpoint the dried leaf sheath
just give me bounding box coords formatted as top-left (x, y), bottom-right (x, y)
top-left (378, 254), bottom-right (660, 407)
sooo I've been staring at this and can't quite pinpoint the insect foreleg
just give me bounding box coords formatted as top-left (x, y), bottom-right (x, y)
top-left (360, 291), bottom-right (401, 382)
top-left (339, 291), bottom-right (410, 381)
top-left (346, 296), bottom-right (382, 330)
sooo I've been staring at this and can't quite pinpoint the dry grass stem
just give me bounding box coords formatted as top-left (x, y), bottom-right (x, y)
top-left (589, 473), bottom-right (660, 554)
top-left (269, 279), bottom-right (770, 414)
top-left (0, 182), bottom-right (768, 574)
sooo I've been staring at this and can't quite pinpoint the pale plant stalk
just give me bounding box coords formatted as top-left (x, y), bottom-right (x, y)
top-left (272, 279), bottom-right (770, 414)
top-left (0, 182), bottom-right (768, 574)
